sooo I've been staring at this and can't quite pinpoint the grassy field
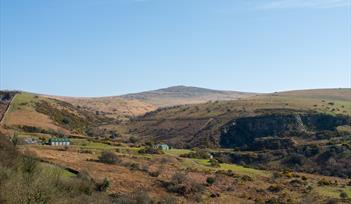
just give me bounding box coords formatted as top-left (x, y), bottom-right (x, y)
top-left (164, 148), bottom-right (191, 156)
top-left (39, 162), bottom-right (76, 178)
top-left (71, 138), bottom-right (111, 147)
top-left (8, 92), bottom-right (38, 112)
top-left (315, 186), bottom-right (351, 199)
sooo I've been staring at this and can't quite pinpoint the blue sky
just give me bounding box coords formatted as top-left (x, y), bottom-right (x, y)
top-left (1, 0), bottom-right (350, 96)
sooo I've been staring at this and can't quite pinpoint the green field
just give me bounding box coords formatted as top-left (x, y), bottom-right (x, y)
top-left (316, 186), bottom-right (351, 199)
top-left (9, 92), bottom-right (38, 112)
top-left (165, 148), bottom-right (191, 156)
top-left (40, 162), bottom-right (76, 178)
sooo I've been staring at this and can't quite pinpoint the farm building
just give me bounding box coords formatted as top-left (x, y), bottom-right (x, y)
top-left (154, 144), bottom-right (170, 150)
top-left (49, 138), bottom-right (70, 146)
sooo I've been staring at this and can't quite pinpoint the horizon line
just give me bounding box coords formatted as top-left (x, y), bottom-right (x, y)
top-left (1, 86), bottom-right (350, 98)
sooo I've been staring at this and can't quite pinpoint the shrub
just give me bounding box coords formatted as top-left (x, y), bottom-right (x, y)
top-left (159, 195), bottom-right (177, 204)
top-left (340, 192), bottom-right (349, 200)
top-left (267, 185), bottom-right (282, 192)
top-left (62, 117), bottom-right (71, 124)
top-left (129, 136), bottom-right (138, 144)
top-left (241, 175), bottom-right (253, 182)
top-left (11, 133), bottom-right (19, 146)
top-left (318, 178), bottom-right (332, 186)
top-left (112, 190), bottom-right (154, 204)
top-left (98, 152), bottom-right (119, 164)
top-left (206, 177), bottom-right (215, 185)
top-left (96, 178), bottom-right (110, 192)
top-left (79, 149), bottom-right (93, 154)
top-left (0, 135), bottom-right (17, 167)
top-left (209, 159), bottom-right (220, 168)
top-left (326, 199), bottom-right (338, 204)
top-left (163, 172), bottom-right (205, 200)
top-left (181, 148), bottom-right (211, 159)
top-left (138, 147), bottom-right (164, 154)
top-left (22, 156), bottom-right (38, 175)
top-left (283, 153), bottom-right (305, 167)
top-left (171, 172), bottom-right (187, 185)
top-left (149, 171), bottom-right (160, 177)
top-left (129, 163), bottom-right (141, 171)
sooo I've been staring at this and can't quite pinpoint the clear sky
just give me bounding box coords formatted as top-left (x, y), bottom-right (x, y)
top-left (1, 0), bottom-right (350, 97)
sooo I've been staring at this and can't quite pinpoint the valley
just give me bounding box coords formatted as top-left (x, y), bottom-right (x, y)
top-left (0, 87), bottom-right (350, 203)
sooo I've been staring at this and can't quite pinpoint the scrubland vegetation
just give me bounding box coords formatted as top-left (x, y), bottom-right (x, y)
top-left (0, 135), bottom-right (112, 204)
top-left (1, 89), bottom-right (351, 203)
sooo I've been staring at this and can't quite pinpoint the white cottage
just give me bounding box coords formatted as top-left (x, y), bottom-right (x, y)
top-left (49, 138), bottom-right (70, 146)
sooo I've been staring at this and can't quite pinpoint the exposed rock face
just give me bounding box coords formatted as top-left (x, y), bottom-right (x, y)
top-left (219, 113), bottom-right (349, 148)
top-left (300, 114), bottom-right (349, 131)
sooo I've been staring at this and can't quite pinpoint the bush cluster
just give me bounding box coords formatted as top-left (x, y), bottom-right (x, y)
top-left (98, 151), bottom-right (120, 164)
top-left (162, 172), bottom-right (205, 201)
top-left (180, 148), bottom-right (211, 159)
top-left (138, 147), bottom-right (164, 154)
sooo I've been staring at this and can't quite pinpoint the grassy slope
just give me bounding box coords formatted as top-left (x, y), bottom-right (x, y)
top-left (3, 92), bottom-right (109, 136)
top-left (3, 92), bottom-right (67, 132)
top-left (140, 88), bottom-right (351, 119)
top-left (128, 88), bottom-right (351, 147)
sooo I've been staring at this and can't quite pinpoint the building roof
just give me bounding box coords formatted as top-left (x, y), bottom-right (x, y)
top-left (155, 143), bottom-right (168, 146)
top-left (49, 138), bottom-right (70, 142)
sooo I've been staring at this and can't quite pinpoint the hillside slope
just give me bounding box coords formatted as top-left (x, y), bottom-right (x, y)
top-left (2, 92), bottom-right (113, 136)
top-left (48, 86), bottom-right (255, 119)
top-left (121, 85), bottom-right (256, 107)
top-left (128, 88), bottom-right (351, 148)
top-left (127, 88), bottom-right (351, 177)
top-left (50, 96), bottom-right (156, 120)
